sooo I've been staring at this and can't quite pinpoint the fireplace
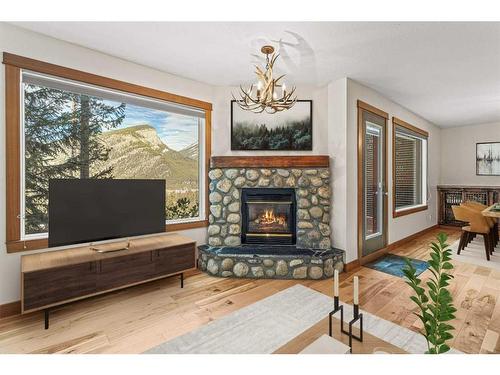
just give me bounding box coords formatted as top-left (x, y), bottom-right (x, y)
top-left (241, 188), bottom-right (296, 245)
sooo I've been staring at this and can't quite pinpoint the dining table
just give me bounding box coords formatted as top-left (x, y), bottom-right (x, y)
top-left (482, 204), bottom-right (500, 218)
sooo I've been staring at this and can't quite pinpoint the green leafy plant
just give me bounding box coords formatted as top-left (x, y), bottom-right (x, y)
top-left (403, 232), bottom-right (457, 354)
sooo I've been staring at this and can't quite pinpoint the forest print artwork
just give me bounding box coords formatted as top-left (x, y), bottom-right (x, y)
top-left (23, 82), bottom-right (200, 235)
top-left (476, 142), bottom-right (500, 176)
top-left (231, 100), bottom-right (312, 150)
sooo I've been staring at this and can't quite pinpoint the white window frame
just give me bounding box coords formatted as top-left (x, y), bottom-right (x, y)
top-left (19, 70), bottom-right (206, 241)
top-left (393, 125), bottom-right (428, 215)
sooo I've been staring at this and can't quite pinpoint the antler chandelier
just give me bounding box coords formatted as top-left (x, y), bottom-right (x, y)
top-left (233, 45), bottom-right (297, 114)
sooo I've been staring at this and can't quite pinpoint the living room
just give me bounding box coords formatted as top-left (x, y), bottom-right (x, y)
top-left (1, 1), bottom-right (500, 373)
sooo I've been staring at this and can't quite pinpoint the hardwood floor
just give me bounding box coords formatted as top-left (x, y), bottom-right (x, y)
top-left (0, 227), bottom-right (499, 354)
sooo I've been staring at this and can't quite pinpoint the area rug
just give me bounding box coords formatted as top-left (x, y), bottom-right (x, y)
top-left (449, 237), bottom-right (500, 270)
top-left (145, 284), bottom-right (459, 354)
top-left (364, 254), bottom-right (429, 278)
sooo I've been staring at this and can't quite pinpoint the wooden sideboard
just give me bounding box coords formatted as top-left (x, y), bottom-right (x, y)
top-left (437, 185), bottom-right (500, 226)
top-left (21, 233), bottom-right (196, 329)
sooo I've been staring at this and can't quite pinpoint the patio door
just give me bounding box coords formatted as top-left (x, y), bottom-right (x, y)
top-left (357, 101), bottom-right (388, 261)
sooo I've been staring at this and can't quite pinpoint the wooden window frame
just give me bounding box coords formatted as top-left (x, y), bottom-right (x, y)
top-left (3, 52), bottom-right (212, 253)
top-left (392, 116), bottom-right (429, 218)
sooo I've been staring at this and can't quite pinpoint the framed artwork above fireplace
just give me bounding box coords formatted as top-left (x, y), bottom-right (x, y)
top-left (230, 100), bottom-right (313, 151)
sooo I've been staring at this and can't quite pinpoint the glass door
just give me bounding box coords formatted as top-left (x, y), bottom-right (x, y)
top-left (359, 108), bottom-right (388, 257)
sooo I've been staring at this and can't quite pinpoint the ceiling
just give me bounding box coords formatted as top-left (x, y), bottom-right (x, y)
top-left (12, 22), bottom-right (500, 127)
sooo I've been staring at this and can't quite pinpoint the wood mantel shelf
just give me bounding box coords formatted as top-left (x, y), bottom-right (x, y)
top-left (210, 155), bottom-right (330, 168)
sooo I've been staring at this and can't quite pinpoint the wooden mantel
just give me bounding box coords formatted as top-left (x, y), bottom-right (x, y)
top-left (210, 155), bottom-right (330, 169)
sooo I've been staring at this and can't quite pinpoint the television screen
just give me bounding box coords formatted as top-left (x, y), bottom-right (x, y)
top-left (48, 179), bottom-right (166, 248)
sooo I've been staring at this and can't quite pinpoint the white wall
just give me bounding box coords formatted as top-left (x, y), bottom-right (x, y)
top-left (211, 85), bottom-right (329, 156)
top-left (0, 23), bottom-right (214, 304)
top-left (440, 121), bottom-right (500, 186)
top-left (327, 78), bottom-right (348, 251)
top-left (343, 79), bottom-right (442, 262)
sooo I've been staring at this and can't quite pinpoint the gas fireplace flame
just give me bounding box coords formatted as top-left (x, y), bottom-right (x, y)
top-left (257, 209), bottom-right (287, 227)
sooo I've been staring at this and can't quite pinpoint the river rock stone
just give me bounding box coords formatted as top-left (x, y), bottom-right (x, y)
top-left (246, 169), bottom-right (259, 181)
top-left (251, 266), bottom-right (264, 277)
top-left (277, 169), bottom-right (290, 177)
top-left (318, 186), bottom-right (330, 199)
top-left (285, 176), bottom-right (296, 187)
top-left (275, 260), bottom-right (288, 276)
top-left (263, 259), bottom-right (274, 267)
top-left (298, 176), bottom-right (310, 187)
top-left (310, 176), bottom-right (323, 187)
top-left (210, 204), bottom-right (222, 218)
top-left (228, 224), bottom-right (241, 235)
top-left (234, 176), bottom-right (246, 187)
top-left (298, 198), bottom-right (311, 208)
top-left (221, 258), bottom-right (234, 271)
top-left (221, 271), bottom-right (233, 277)
top-left (228, 202), bottom-right (240, 212)
top-left (319, 238), bottom-right (332, 249)
top-left (297, 221), bottom-right (314, 229)
top-left (224, 236), bottom-right (240, 246)
top-left (232, 189), bottom-right (240, 200)
top-left (319, 169), bottom-right (330, 178)
top-left (272, 175), bottom-right (284, 187)
top-left (319, 223), bottom-right (330, 236)
top-left (207, 259), bottom-right (219, 275)
top-left (233, 262), bottom-right (249, 277)
top-left (227, 213), bottom-right (240, 223)
top-left (224, 169), bottom-right (239, 179)
top-left (217, 178), bottom-right (232, 193)
top-left (293, 266), bottom-right (307, 279)
top-left (260, 169), bottom-right (272, 176)
top-left (307, 230), bottom-right (321, 241)
top-left (309, 266), bottom-right (323, 279)
top-left (311, 195), bottom-right (319, 205)
top-left (289, 259), bottom-right (304, 267)
top-left (209, 191), bottom-right (222, 203)
top-left (265, 269), bottom-right (276, 277)
top-left (305, 169), bottom-right (318, 175)
top-left (297, 209), bottom-right (311, 220)
top-left (208, 224), bottom-right (221, 236)
top-left (258, 177), bottom-right (270, 187)
top-left (291, 169), bottom-right (303, 177)
top-left (297, 188), bottom-right (309, 197)
top-left (223, 195), bottom-right (232, 205)
top-left (208, 169), bottom-right (223, 180)
top-left (309, 206), bottom-right (323, 218)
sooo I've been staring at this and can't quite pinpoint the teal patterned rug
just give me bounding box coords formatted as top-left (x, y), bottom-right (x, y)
top-left (365, 254), bottom-right (429, 278)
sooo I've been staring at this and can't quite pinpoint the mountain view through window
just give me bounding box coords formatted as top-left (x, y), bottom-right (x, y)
top-left (23, 80), bottom-right (202, 236)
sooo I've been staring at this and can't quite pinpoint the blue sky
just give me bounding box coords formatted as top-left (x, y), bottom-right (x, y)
top-left (117, 104), bottom-right (198, 151)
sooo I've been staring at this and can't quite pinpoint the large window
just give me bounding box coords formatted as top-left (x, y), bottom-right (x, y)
top-left (392, 117), bottom-right (428, 217)
top-left (4, 53), bottom-right (211, 251)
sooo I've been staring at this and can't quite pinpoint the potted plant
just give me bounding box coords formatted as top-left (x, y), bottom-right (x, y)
top-left (403, 232), bottom-right (457, 354)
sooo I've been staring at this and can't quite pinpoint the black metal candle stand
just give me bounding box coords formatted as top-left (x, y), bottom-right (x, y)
top-left (328, 296), bottom-right (364, 353)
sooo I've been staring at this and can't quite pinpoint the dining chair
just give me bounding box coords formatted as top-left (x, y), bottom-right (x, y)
top-left (462, 201), bottom-right (498, 248)
top-left (452, 205), bottom-right (493, 261)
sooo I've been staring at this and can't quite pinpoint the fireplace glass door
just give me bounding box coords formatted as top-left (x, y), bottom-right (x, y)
top-left (241, 188), bottom-right (296, 245)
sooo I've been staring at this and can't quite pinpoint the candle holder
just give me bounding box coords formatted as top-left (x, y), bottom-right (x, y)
top-left (347, 304), bottom-right (364, 352)
top-left (328, 296), bottom-right (350, 337)
top-left (328, 298), bottom-right (364, 353)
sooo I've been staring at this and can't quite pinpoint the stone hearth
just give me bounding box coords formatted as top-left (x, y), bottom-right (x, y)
top-left (198, 245), bottom-right (344, 280)
top-left (208, 166), bottom-right (331, 248)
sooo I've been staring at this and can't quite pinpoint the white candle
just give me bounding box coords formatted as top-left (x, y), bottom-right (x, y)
top-left (353, 276), bottom-right (359, 305)
top-left (334, 269), bottom-right (339, 297)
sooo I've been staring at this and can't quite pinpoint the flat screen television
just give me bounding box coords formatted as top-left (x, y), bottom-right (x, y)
top-left (48, 179), bottom-right (166, 248)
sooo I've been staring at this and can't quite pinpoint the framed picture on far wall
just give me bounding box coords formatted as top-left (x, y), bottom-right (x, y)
top-left (476, 142), bottom-right (500, 176)
top-left (231, 100), bottom-right (312, 151)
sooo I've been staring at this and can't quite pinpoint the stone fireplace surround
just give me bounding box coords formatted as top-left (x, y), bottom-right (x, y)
top-left (199, 156), bottom-right (345, 280)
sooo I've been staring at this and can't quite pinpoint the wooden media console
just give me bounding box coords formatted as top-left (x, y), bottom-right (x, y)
top-left (21, 233), bottom-right (196, 329)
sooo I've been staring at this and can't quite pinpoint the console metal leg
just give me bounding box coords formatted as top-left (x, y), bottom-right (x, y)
top-left (180, 273), bottom-right (184, 288)
top-left (44, 309), bottom-right (49, 330)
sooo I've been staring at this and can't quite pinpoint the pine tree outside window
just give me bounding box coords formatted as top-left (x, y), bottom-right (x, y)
top-left (393, 118), bottom-right (428, 217)
top-left (21, 71), bottom-right (206, 239)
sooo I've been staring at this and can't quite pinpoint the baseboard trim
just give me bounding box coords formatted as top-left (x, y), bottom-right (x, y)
top-left (0, 300), bottom-right (21, 319)
top-left (345, 259), bottom-right (360, 272)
